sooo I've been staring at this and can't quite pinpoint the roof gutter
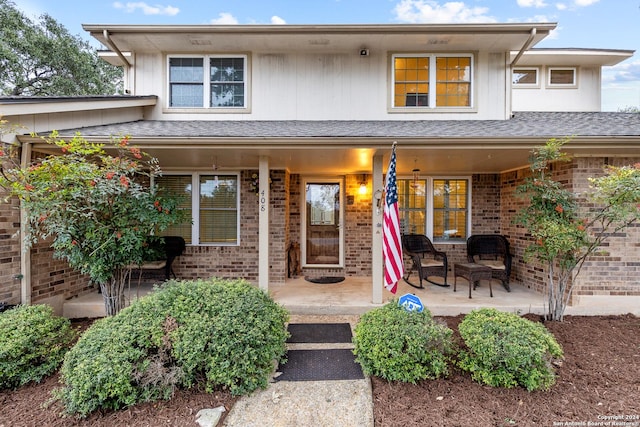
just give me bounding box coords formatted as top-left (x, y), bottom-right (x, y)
top-left (510, 27), bottom-right (537, 66)
top-left (102, 30), bottom-right (131, 67)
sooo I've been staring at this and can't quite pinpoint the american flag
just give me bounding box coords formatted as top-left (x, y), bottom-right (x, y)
top-left (383, 142), bottom-right (403, 294)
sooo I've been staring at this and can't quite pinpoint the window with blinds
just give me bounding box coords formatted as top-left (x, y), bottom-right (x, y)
top-left (155, 173), bottom-right (239, 245)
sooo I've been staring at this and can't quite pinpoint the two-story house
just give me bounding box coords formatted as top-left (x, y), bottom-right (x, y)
top-left (1, 23), bottom-right (639, 315)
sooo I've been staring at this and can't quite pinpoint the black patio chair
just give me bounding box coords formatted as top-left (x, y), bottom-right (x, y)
top-left (401, 234), bottom-right (449, 289)
top-left (466, 234), bottom-right (512, 291)
top-left (129, 235), bottom-right (186, 281)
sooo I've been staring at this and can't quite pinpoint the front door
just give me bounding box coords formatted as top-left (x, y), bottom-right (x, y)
top-left (302, 179), bottom-right (343, 267)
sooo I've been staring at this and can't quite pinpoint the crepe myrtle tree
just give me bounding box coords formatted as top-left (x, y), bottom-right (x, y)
top-left (0, 126), bottom-right (185, 316)
top-left (515, 137), bottom-right (640, 321)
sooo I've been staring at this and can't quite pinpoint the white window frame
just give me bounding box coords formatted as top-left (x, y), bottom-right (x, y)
top-left (166, 54), bottom-right (249, 111)
top-left (390, 53), bottom-right (474, 111)
top-left (398, 176), bottom-right (472, 243)
top-left (512, 67), bottom-right (540, 87)
top-left (547, 67), bottom-right (577, 87)
top-left (155, 172), bottom-right (241, 246)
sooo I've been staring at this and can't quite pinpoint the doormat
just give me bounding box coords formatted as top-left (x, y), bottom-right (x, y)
top-left (304, 276), bottom-right (345, 284)
top-left (276, 349), bottom-right (364, 381)
top-left (287, 323), bottom-right (353, 344)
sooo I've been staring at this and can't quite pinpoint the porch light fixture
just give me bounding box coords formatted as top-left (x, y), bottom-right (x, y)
top-left (358, 174), bottom-right (368, 195)
top-left (411, 159), bottom-right (420, 188)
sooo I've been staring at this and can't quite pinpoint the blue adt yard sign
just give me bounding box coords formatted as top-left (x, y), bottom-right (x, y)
top-left (398, 293), bottom-right (424, 313)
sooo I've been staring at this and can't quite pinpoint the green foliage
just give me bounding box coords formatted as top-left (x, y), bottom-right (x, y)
top-left (514, 138), bottom-right (640, 321)
top-left (0, 130), bottom-right (187, 315)
top-left (458, 308), bottom-right (563, 391)
top-left (0, 0), bottom-right (122, 96)
top-left (515, 137), bottom-right (588, 268)
top-left (352, 301), bottom-right (454, 383)
top-left (0, 305), bottom-right (77, 389)
top-left (55, 278), bottom-right (289, 417)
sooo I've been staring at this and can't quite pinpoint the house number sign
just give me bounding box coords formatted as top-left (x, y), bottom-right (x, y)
top-left (259, 189), bottom-right (267, 212)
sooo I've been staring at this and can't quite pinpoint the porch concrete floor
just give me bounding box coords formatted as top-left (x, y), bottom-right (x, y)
top-left (271, 275), bottom-right (546, 316)
top-left (62, 275), bottom-right (549, 318)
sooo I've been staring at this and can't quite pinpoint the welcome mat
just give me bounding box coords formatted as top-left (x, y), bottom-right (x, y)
top-left (276, 349), bottom-right (364, 381)
top-left (287, 323), bottom-right (353, 344)
top-left (304, 276), bottom-right (345, 284)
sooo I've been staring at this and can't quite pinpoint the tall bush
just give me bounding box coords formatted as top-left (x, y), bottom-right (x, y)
top-left (353, 301), bottom-right (454, 383)
top-left (0, 304), bottom-right (77, 389)
top-left (0, 128), bottom-right (185, 315)
top-left (55, 278), bottom-right (289, 417)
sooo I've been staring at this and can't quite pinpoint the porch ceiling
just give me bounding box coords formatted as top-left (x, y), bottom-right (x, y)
top-left (27, 140), bottom-right (640, 176)
top-left (138, 145), bottom-right (535, 175)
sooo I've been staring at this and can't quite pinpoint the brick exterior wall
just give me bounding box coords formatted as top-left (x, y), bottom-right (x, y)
top-left (0, 194), bottom-right (21, 305)
top-left (499, 156), bottom-right (640, 298)
top-left (2, 158), bottom-right (638, 308)
top-left (571, 157), bottom-right (640, 297)
top-left (30, 242), bottom-right (93, 303)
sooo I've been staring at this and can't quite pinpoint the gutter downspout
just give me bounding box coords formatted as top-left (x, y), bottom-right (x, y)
top-left (510, 27), bottom-right (537, 67)
top-left (508, 27), bottom-right (537, 118)
top-left (103, 30), bottom-right (132, 94)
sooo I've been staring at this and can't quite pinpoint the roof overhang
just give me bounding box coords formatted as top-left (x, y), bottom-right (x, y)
top-left (84, 23), bottom-right (556, 63)
top-left (18, 132), bottom-right (640, 176)
top-left (510, 48), bottom-right (635, 67)
top-left (0, 95), bottom-right (156, 116)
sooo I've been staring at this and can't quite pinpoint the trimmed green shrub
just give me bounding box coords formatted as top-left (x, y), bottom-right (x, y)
top-left (458, 308), bottom-right (564, 391)
top-left (55, 278), bottom-right (289, 417)
top-left (353, 301), bottom-right (454, 383)
top-left (0, 304), bottom-right (77, 389)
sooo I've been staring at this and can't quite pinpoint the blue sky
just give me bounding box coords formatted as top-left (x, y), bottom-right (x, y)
top-left (14, 0), bottom-right (640, 111)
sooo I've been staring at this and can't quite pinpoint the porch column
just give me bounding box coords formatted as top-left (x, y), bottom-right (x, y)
top-left (372, 153), bottom-right (384, 304)
top-left (258, 156), bottom-right (270, 291)
top-left (20, 141), bottom-right (32, 305)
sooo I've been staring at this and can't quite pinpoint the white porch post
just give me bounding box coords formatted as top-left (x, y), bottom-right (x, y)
top-left (372, 153), bottom-right (384, 304)
top-left (258, 156), bottom-right (270, 291)
top-left (20, 141), bottom-right (32, 305)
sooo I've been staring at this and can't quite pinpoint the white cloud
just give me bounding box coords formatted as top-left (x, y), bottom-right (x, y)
top-left (555, 3), bottom-right (567, 10)
top-left (603, 59), bottom-right (640, 84)
top-left (271, 15), bottom-right (287, 25)
top-left (210, 12), bottom-right (239, 25)
top-left (393, 0), bottom-right (496, 23)
top-left (113, 2), bottom-right (179, 16)
top-left (574, 0), bottom-right (599, 6)
top-left (517, 0), bottom-right (548, 7)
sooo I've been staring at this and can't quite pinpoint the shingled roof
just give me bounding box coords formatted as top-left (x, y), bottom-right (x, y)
top-left (54, 112), bottom-right (640, 140)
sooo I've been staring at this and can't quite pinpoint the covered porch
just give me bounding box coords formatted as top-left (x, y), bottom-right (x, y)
top-left (62, 275), bottom-right (548, 318)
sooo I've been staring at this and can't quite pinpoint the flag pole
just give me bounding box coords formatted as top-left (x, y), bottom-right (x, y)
top-left (382, 141), bottom-right (403, 294)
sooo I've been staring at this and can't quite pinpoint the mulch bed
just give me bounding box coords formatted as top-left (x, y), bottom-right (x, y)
top-left (372, 314), bottom-right (640, 427)
top-left (1, 315), bottom-right (638, 426)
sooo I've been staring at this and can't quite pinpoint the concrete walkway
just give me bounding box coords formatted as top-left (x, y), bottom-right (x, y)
top-left (223, 315), bottom-right (374, 427)
top-left (222, 379), bottom-right (374, 427)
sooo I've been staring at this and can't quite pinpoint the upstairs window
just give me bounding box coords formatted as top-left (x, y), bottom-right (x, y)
top-left (392, 54), bottom-right (472, 109)
top-left (168, 55), bottom-right (248, 109)
top-left (548, 67), bottom-right (576, 86)
top-left (513, 68), bottom-right (539, 86)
